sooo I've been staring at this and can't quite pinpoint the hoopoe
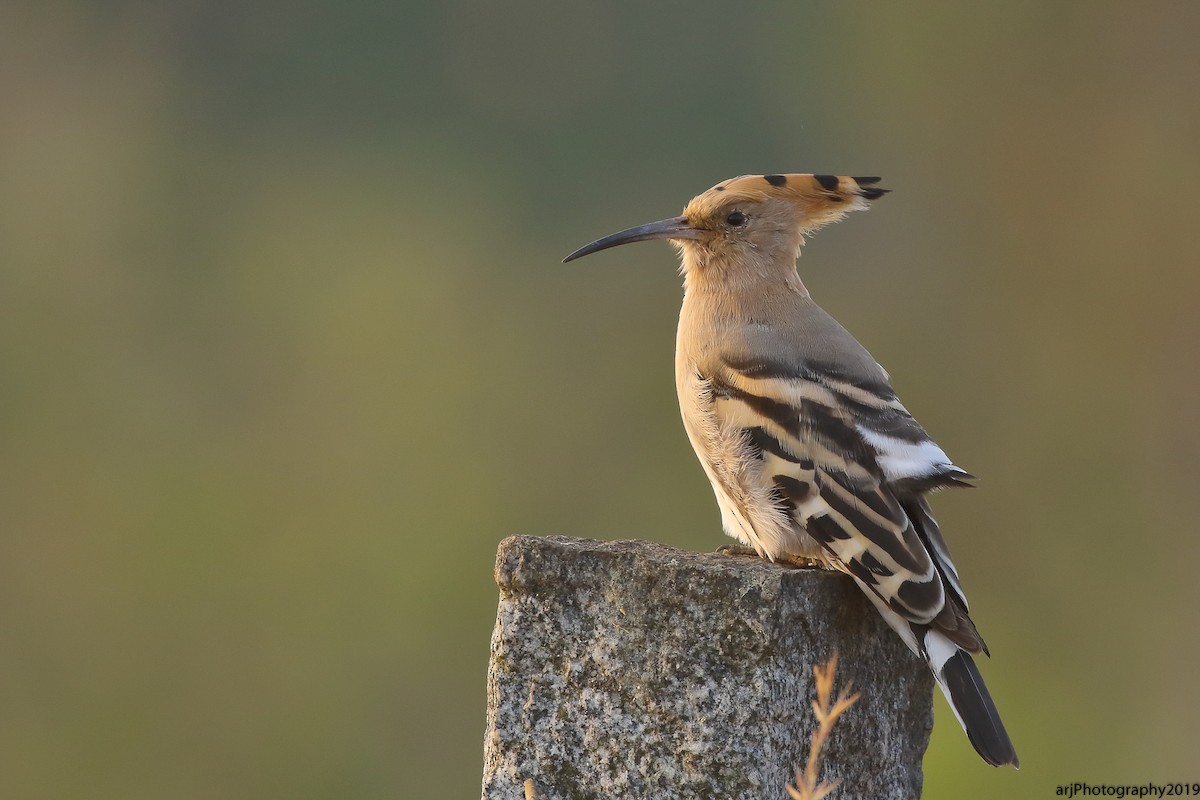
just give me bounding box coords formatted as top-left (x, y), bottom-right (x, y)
top-left (564, 174), bottom-right (1018, 768)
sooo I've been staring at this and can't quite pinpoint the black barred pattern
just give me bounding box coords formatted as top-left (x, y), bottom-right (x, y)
top-left (834, 396), bottom-right (928, 443)
top-left (859, 551), bottom-right (894, 577)
top-left (807, 513), bottom-right (853, 542)
top-left (845, 557), bottom-right (879, 587)
top-left (892, 471), bottom-right (976, 495)
top-left (819, 482), bottom-right (890, 540)
top-left (901, 496), bottom-right (969, 610)
top-left (719, 385), bottom-right (800, 432)
top-left (717, 382), bottom-right (878, 471)
top-left (722, 354), bottom-right (897, 401)
top-left (705, 361), bottom-right (971, 652)
top-left (899, 520), bottom-right (935, 573)
top-left (772, 475), bottom-right (812, 508)
top-left (896, 573), bottom-right (943, 611)
top-left (821, 468), bottom-right (902, 521)
top-left (819, 479), bottom-right (926, 574)
top-left (721, 354), bottom-right (940, 454)
top-left (744, 426), bottom-right (809, 465)
top-left (797, 399), bottom-right (879, 468)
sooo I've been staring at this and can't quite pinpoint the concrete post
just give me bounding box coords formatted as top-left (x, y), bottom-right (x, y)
top-left (482, 536), bottom-right (933, 800)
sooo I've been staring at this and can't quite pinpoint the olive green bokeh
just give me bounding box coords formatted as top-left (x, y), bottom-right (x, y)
top-left (2, 3), bottom-right (1198, 798)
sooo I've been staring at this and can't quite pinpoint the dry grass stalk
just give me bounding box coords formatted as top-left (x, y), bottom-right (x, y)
top-left (785, 652), bottom-right (861, 800)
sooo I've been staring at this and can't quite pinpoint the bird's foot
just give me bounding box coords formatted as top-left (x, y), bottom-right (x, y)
top-left (715, 545), bottom-right (834, 571)
top-left (774, 554), bottom-right (828, 570)
top-left (715, 544), bottom-right (762, 559)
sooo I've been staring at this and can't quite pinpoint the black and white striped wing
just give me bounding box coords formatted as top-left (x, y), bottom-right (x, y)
top-left (712, 355), bottom-right (980, 650)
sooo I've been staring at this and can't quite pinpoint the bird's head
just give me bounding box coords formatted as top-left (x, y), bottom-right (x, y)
top-left (564, 174), bottom-right (888, 283)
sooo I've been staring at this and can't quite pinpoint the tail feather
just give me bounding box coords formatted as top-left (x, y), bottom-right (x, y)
top-left (938, 648), bottom-right (1020, 768)
top-left (847, 573), bottom-right (1019, 768)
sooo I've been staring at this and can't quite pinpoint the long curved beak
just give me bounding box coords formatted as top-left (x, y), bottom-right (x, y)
top-left (562, 216), bottom-right (699, 263)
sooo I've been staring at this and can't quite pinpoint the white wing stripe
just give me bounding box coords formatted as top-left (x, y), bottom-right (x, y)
top-left (857, 427), bottom-right (954, 480)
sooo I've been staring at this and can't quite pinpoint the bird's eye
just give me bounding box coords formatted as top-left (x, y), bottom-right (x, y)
top-left (725, 211), bottom-right (748, 227)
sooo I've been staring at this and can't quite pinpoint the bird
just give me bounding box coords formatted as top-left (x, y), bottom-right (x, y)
top-left (563, 173), bottom-right (1018, 768)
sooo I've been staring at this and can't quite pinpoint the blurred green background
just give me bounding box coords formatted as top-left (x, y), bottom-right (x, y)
top-left (2, 2), bottom-right (1198, 798)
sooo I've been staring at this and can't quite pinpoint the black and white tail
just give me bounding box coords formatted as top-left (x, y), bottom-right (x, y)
top-left (925, 628), bottom-right (1020, 768)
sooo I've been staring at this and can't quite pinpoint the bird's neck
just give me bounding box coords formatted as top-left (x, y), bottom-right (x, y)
top-left (680, 248), bottom-right (809, 309)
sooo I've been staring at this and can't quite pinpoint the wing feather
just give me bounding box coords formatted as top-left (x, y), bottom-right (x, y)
top-left (711, 356), bottom-right (981, 646)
